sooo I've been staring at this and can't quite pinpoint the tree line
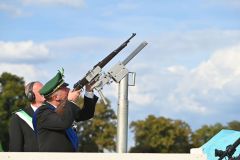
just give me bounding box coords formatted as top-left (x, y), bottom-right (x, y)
top-left (0, 72), bottom-right (239, 152)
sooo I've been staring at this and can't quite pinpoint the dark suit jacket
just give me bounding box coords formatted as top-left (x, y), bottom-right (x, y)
top-left (9, 106), bottom-right (39, 152)
top-left (36, 96), bottom-right (98, 152)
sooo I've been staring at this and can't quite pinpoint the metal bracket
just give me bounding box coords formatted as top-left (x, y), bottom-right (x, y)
top-left (128, 72), bottom-right (136, 86)
top-left (85, 66), bottom-right (102, 82)
top-left (108, 62), bottom-right (129, 82)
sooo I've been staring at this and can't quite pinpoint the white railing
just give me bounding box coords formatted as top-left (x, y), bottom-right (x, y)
top-left (0, 152), bottom-right (207, 160)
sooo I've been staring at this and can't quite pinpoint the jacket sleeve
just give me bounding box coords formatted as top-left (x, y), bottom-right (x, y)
top-left (37, 105), bottom-right (74, 130)
top-left (71, 95), bottom-right (98, 122)
top-left (9, 114), bottom-right (24, 152)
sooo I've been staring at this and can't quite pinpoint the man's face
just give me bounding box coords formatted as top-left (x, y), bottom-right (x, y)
top-left (56, 86), bottom-right (70, 102)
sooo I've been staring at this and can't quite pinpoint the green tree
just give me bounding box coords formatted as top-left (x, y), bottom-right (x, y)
top-left (191, 121), bottom-right (240, 148)
top-left (0, 72), bottom-right (27, 151)
top-left (129, 115), bottom-right (191, 153)
top-left (191, 123), bottom-right (224, 147)
top-left (76, 98), bottom-right (117, 152)
top-left (227, 121), bottom-right (240, 131)
top-left (0, 141), bottom-right (3, 152)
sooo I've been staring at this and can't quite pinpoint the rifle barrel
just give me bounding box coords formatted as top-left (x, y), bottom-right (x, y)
top-left (94, 33), bottom-right (136, 68)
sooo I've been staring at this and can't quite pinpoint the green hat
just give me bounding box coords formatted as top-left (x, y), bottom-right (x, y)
top-left (39, 68), bottom-right (69, 97)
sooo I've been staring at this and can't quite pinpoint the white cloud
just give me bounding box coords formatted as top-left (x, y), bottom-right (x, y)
top-left (169, 43), bottom-right (240, 114)
top-left (166, 65), bottom-right (188, 76)
top-left (152, 30), bottom-right (240, 56)
top-left (0, 41), bottom-right (51, 63)
top-left (129, 86), bottom-right (155, 106)
top-left (45, 36), bottom-right (111, 55)
top-left (0, 63), bottom-right (49, 83)
top-left (21, 0), bottom-right (85, 8)
top-left (168, 95), bottom-right (207, 113)
top-left (0, 3), bottom-right (24, 16)
top-left (0, 0), bottom-right (85, 17)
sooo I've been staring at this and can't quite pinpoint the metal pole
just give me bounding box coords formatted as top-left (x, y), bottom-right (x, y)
top-left (116, 41), bottom-right (147, 153)
top-left (117, 74), bottom-right (129, 153)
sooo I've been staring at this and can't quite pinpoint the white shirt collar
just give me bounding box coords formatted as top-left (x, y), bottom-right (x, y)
top-left (51, 104), bottom-right (57, 109)
top-left (30, 104), bottom-right (39, 112)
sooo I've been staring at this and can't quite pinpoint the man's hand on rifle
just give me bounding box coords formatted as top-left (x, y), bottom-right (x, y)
top-left (68, 89), bottom-right (81, 102)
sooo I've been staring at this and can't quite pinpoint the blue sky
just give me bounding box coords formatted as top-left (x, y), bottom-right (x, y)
top-left (1, 0), bottom-right (240, 148)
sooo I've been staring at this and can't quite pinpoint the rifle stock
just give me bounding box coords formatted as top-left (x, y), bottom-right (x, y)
top-left (73, 33), bottom-right (136, 91)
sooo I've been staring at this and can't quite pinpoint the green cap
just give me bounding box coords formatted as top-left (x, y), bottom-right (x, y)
top-left (39, 68), bottom-right (69, 97)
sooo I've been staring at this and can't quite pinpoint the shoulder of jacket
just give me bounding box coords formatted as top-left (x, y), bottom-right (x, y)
top-left (12, 105), bottom-right (32, 114)
top-left (12, 108), bottom-right (23, 114)
top-left (10, 109), bottom-right (26, 121)
top-left (37, 103), bottom-right (55, 114)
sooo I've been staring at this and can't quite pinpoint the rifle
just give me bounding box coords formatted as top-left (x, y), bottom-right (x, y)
top-left (73, 33), bottom-right (136, 91)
